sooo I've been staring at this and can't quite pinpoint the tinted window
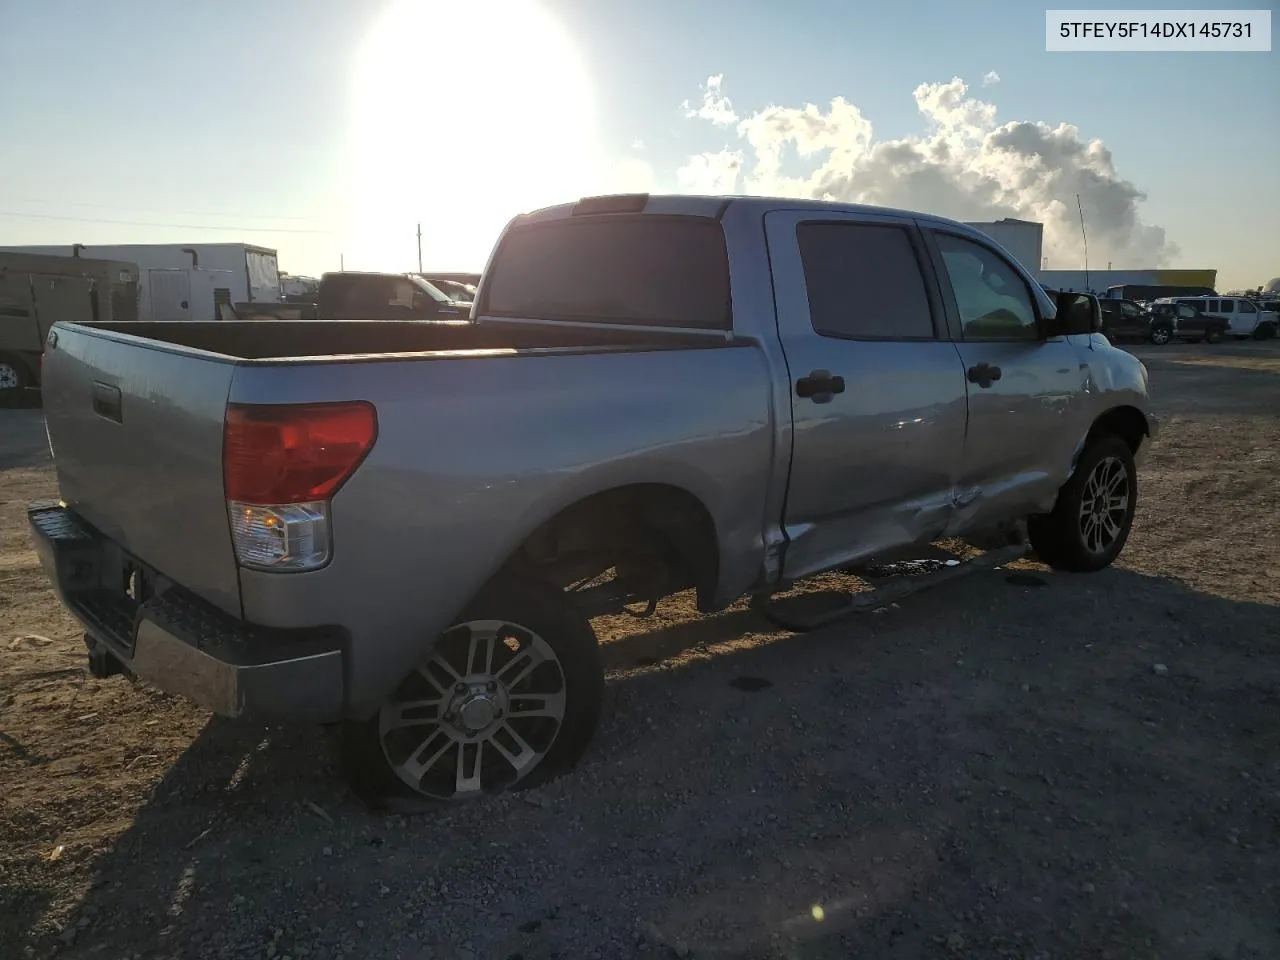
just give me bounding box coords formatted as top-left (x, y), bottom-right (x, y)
top-left (1121, 302), bottom-right (1142, 317)
top-left (1177, 305), bottom-right (1197, 319)
top-left (796, 222), bottom-right (935, 339)
top-left (934, 232), bottom-right (1038, 340)
top-left (483, 216), bottom-right (730, 329)
top-left (1219, 299), bottom-right (1234, 313)
top-left (1239, 299), bottom-right (1256, 313)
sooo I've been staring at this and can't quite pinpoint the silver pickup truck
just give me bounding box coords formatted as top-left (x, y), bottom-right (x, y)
top-left (28, 194), bottom-right (1156, 808)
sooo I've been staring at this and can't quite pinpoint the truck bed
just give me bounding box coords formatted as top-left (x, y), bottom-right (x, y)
top-left (80, 319), bottom-right (730, 361)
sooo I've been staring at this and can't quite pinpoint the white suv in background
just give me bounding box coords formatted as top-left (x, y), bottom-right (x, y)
top-left (1169, 296), bottom-right (1279, 340)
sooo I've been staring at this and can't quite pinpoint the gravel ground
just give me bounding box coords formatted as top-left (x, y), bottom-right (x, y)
top-left (2, 340), bottom-right (1279, 960)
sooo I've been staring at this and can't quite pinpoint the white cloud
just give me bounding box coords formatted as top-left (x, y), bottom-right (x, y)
top-left (675, 74), bottom-right (1175, 266)
top-left (680, 74), bottom-right (739, 127)
top-left (676, 149), bottom-right (743, 193)
top-left (982, 70), bottom-right (1001, 87)
top-left (630, 138), bottom-right (645, 150)
top-left (605, 156), bottom-right (658, 193)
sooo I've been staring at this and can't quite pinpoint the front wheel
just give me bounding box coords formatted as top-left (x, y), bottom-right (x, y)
top-left (342, 573), bottom-right (603, 809)
top-left (1149, 326), bottom-right (1172, 345)
top-left (1254, 323), bottom-right (1277, 341)
top-left (1204, 327), bottom-right (1222, 344)
top-left (1028, 435), bottom-right (1137, 573)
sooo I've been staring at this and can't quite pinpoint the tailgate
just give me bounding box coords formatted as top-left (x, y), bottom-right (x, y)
top-left (41, 324), bottom-right (242, 615)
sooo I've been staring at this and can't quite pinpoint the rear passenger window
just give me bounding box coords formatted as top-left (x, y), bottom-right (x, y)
top-left (1238, 300), bottom-right (1255, 313)
top-left (796, 222), bottom-right (935, 339)
top-left (1220, 300), bottom-right (1235, 313)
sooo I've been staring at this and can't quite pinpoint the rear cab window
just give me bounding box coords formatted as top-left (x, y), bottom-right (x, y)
top-left (480, 215), bottom-right (731, 329)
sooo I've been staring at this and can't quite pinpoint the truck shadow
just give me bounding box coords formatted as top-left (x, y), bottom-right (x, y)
top-left (0, 407), bottom-right (52, 470)
top-left (26, 563), bottom-right (1280, 959)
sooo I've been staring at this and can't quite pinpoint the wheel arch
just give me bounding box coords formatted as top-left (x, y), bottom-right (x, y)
top-left (501, 481), bottom-right (722, 614)
top-left (1085, 404), bottom-right (1150, 456)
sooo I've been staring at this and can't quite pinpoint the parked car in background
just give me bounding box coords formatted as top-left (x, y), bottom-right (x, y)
top-left (422, 277), bottom-right (477, 303)
top-left (1166, 296), bottom-right (1278, 340)
top-left (1099, 298), bottom-right (1159, 343)
top-left (27, 194), bottom-right (1156, 807)
top-left (317, 272), bottom-right (469, 321)
top-left (1146, 301), bottom-right (1229, 344)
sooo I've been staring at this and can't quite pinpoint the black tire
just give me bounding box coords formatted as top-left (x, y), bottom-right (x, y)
top-left (1204, 327), bottom-right (1222, 344)
top-left (1148, 326), bottom-right (1171, 345)
top-left (342, 572), bottom-right (603, 811)
top-left (1028, 434), bottom-right (1137, 573)
top-left (1254, 323), bottom-right (1276, 341)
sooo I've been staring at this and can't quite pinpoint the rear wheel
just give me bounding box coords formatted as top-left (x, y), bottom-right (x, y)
top-left (0, 354), bottom-right (32, 401)
top-left (1255, 323), bottom-right (1277, 341)
top-left (1028, 434), bottom-right (1137, 573)
top-left (342, 573), bottom-right (603, 810)
top-left (1149, 326), bottom-right (1171, 345)
top-left (1204, 327), bottom-right (1222, 344)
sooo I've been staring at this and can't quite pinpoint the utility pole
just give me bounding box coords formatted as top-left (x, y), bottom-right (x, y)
top-left (340, 253), bottom-right (345, 271)
top-left (417, 223), bottom-right (423, 273)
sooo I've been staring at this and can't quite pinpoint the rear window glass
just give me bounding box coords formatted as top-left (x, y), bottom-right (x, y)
top-left (482, 216), bottom-right (731, 329)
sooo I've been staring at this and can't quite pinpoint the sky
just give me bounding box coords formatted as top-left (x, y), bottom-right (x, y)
top-left (0, 0), bottom-right (1276, 289)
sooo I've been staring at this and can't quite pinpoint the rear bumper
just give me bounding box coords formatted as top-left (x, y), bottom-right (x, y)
top-left (27, 502), bottom-right (348, 722)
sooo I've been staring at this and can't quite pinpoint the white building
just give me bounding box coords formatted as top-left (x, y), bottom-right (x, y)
top-left (964, 219), bottom-right (1044, 279)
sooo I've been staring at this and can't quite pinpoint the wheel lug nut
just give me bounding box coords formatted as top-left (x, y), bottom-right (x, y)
top-left (486, 681), bottom-right (497, 692)
top-left (455, 682), bottom-right (467, 693)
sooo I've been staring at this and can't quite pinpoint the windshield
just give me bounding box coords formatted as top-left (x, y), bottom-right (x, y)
top-left (410, 277), bottom-right (452, 303)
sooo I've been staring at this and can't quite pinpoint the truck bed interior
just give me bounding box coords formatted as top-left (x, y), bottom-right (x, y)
top-left (75, 320), bottom-right (732, 360)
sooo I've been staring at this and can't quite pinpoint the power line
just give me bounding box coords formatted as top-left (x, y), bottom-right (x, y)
top-left (0, 209), bottom-right (337, 236)
top-left (0, 197), bottom-right (319, 221)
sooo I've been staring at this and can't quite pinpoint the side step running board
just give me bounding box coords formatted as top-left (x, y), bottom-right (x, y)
top-left (749, 543), bottom-right (1029, 633)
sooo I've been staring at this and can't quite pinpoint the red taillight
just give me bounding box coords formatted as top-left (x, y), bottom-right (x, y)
top-left (223, 402), bottom-right (377, 505)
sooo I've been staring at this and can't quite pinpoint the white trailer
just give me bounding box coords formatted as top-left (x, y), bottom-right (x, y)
top-left (0, 243), bottom-right (280, 305)
top-left (142, 268), bottom-right (236, 321)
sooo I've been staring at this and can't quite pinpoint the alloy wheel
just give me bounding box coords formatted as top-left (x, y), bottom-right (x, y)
top-left (0, 363), bottom-right (20, 391)
top-left (378, 619), bottom-right (568, 800)
top-left (1077, 455), bottom-right (1130, 555)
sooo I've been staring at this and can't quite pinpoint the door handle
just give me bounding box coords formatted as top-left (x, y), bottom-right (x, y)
top-left (795, 369), bottom-right (846, 402)
top-left (92, 381), bottom-right (122, 423)
top-left (966, 363), bottom-right (1002, 388)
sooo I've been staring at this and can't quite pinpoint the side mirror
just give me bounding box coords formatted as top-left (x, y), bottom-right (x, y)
top-left (1047, 292), bottom-right (1100, 336)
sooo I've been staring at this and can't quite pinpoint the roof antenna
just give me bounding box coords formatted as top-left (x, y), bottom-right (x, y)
top-left (1076, 194), bottom-right (1090, 293)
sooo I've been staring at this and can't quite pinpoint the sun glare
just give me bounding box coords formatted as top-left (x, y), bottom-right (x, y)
top-left (345, 0), bottom-right (598, 271)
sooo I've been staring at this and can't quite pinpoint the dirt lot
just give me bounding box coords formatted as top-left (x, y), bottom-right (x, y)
top-left (2, 341), bottom-right (1278, 960)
